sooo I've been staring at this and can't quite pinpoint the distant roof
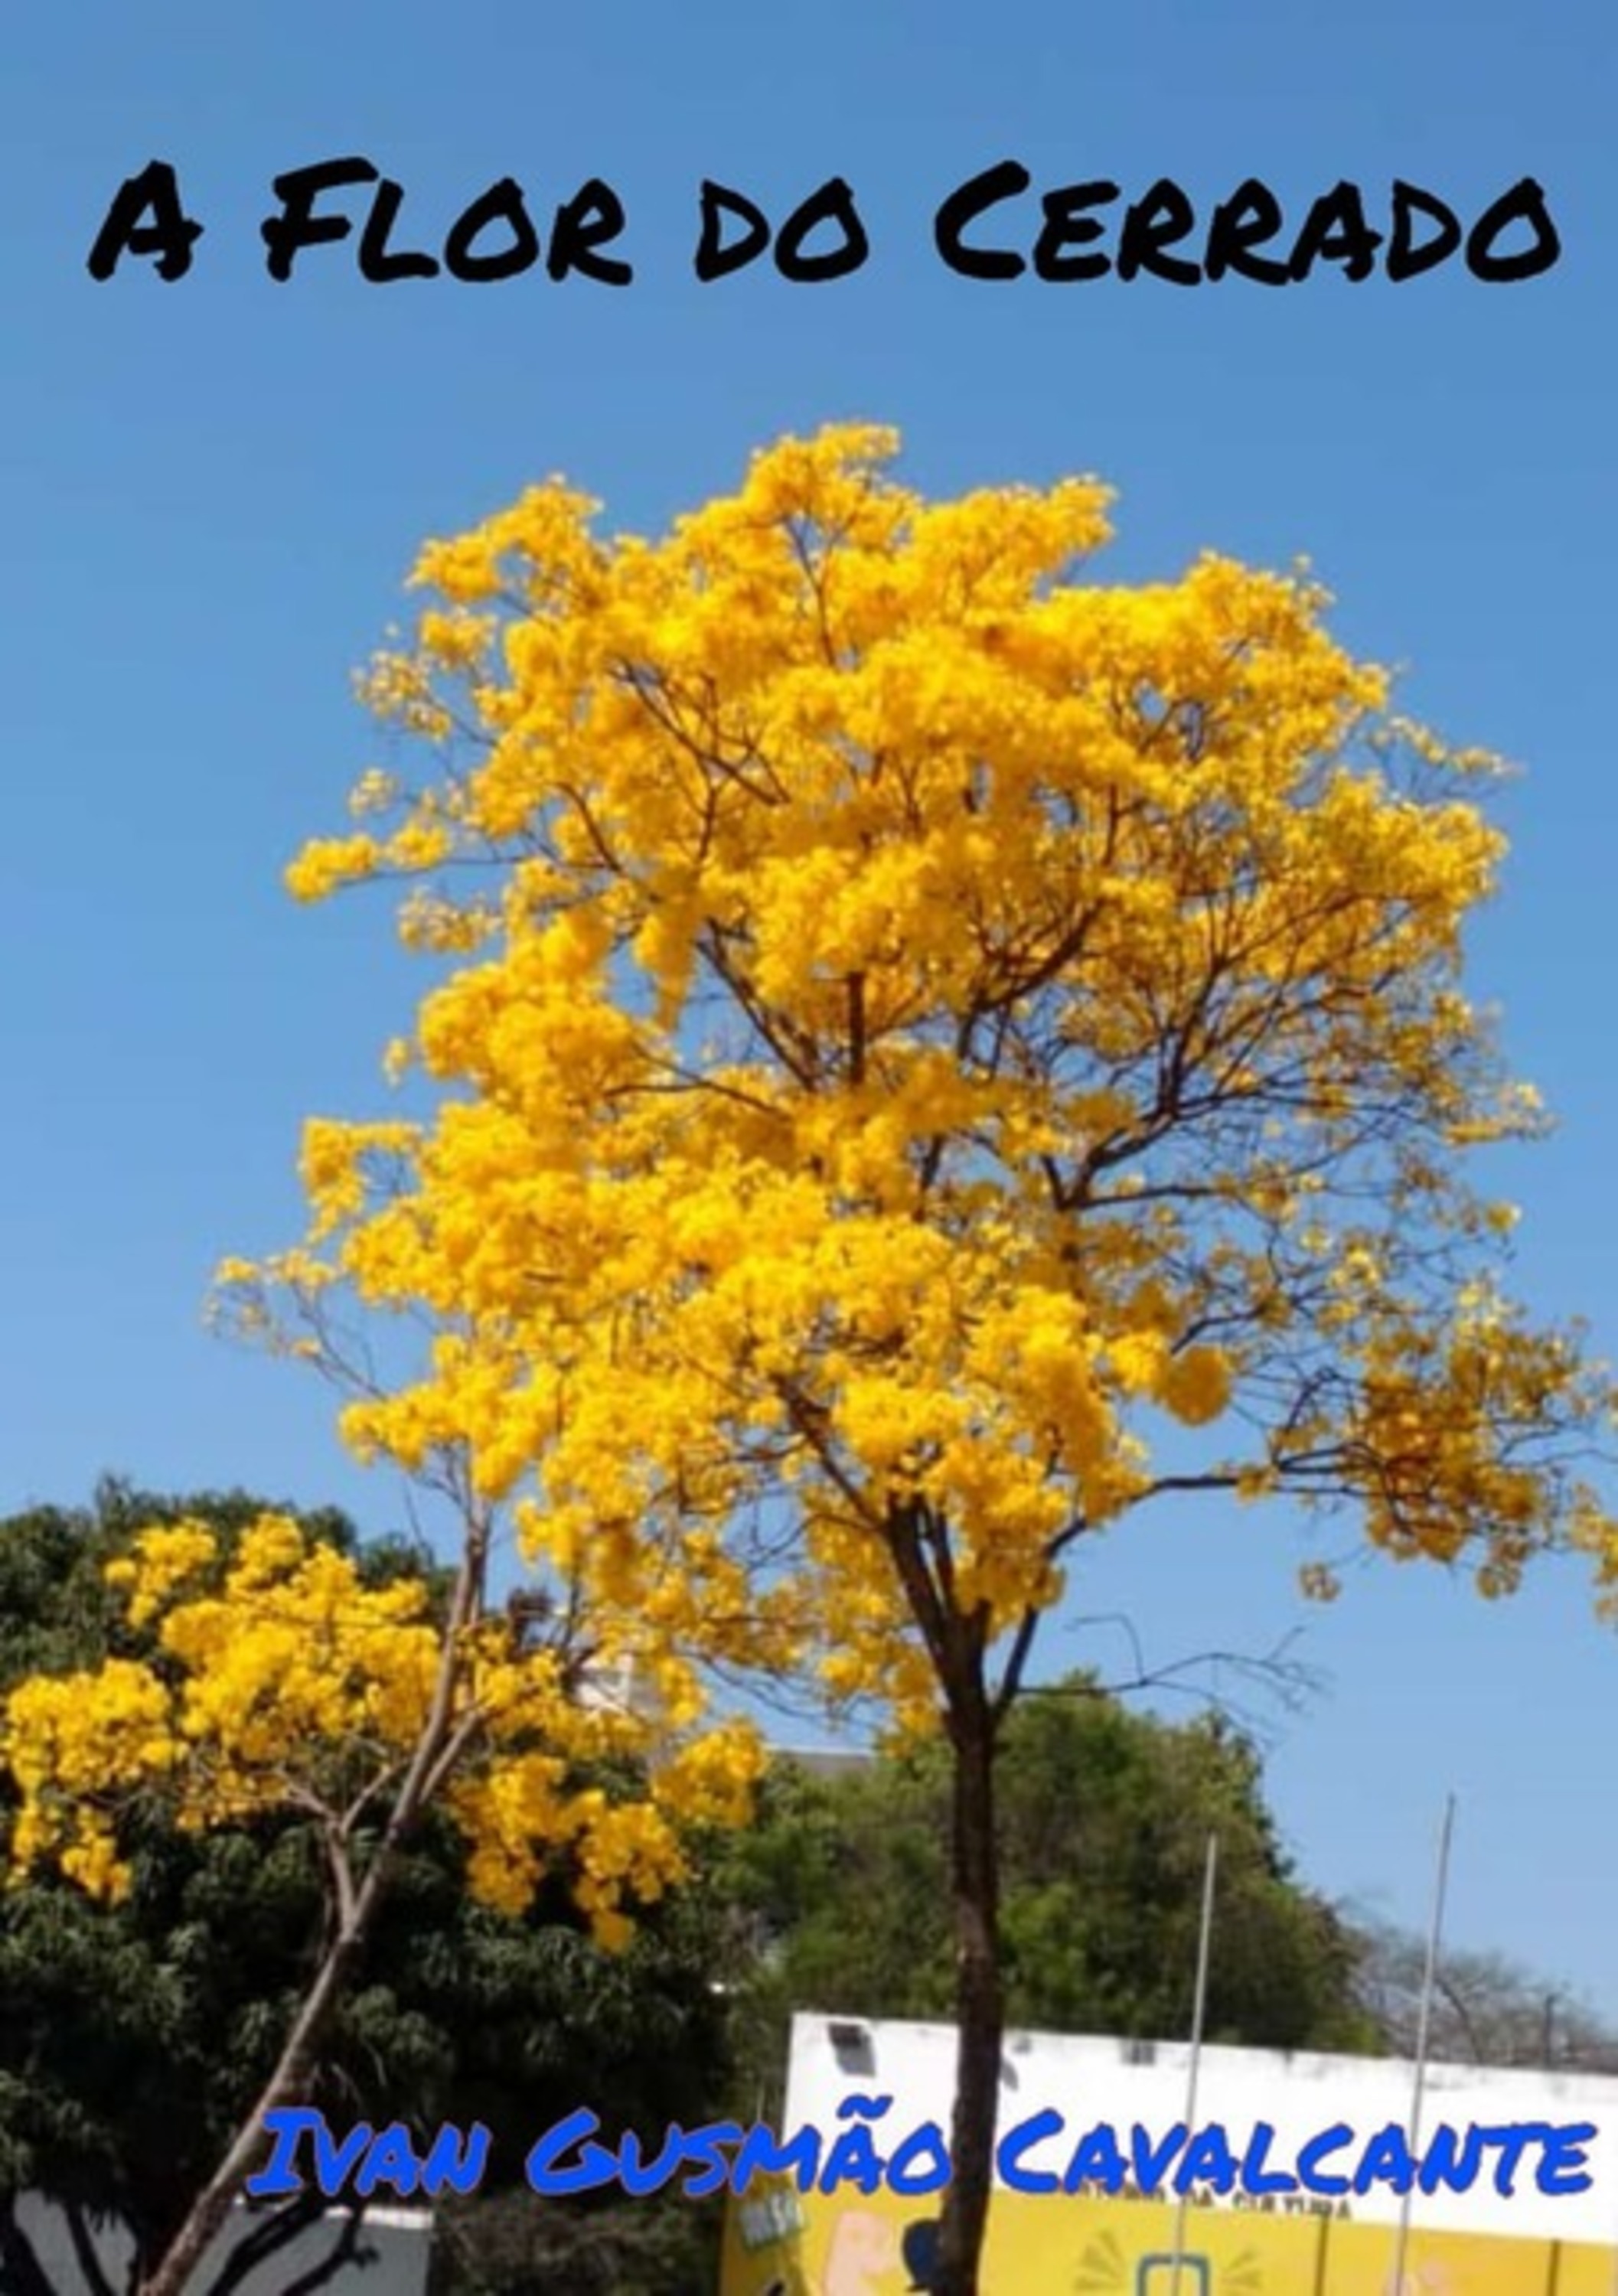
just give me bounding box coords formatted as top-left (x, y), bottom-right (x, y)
top-left (770, 1745), bottom-right (873, 1781)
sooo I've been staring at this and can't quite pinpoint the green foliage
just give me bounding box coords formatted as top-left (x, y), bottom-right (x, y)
top-left (719, 1678), bottom-right (1379, 2114)
top-left (427, 2187), bottom-right (723, 2296)
top-left (0, 1484), bottom-right (733, 2289)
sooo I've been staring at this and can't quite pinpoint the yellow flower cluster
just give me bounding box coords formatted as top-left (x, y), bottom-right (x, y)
top-left (3, 1516), bottom-right (762, 1937)
top-left (218, 420), bottom-right (1613, 1738)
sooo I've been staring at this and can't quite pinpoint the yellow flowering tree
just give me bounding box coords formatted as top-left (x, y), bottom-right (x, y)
top-left (2, 1505), bottom-right (761, 2296)
top-left (148, 424), bottom-right (1618, 2295)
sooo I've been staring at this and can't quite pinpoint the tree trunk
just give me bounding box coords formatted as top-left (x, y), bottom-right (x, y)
top-left (933, 1683), bottom-right (1003, 2296)
top-left (132, 1921), bottom-right (367, 2296)
top-left (132, 1526), bottom-right (488, 2296)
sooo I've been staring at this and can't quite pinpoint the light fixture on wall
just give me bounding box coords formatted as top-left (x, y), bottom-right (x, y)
top-left (827, 2020), bottom-right (877, 2076)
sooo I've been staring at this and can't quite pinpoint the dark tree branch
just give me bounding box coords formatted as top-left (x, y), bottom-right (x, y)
top-left (63, 2196), bottom-right (118, 2296)
top-left (200, 2191), bottom-right (331, 2296)
top-left (279, 2205), bottom-right (375, 2296)
top-left (0, 2194), bottom-right (60, 2296)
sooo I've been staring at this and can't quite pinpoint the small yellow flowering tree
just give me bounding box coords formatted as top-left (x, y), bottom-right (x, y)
top-left (67, 424), bottom-right (1618, 2296)
top-left (2, 1506), bottom-right (762, 2296)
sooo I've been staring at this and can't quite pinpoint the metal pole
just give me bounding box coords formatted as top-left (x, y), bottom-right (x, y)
top-left (1170, 1832), bottom-right (1219, 2296)
top-left (1391, 1794), bottom-right (1457, 2296)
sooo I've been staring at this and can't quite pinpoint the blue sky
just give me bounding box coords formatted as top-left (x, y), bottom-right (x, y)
top-left (5, 0), bottom-right (1617, 2024)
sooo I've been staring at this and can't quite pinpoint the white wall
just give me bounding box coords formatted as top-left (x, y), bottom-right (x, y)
top-left (784, 2013), bottom-right (1618, 2245)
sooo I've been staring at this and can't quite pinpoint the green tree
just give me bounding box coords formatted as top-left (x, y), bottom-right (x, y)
top-left (720, 1679), bottom-right (1376, 2118)
top-left (0, 1485), bottom-right (733, 2296)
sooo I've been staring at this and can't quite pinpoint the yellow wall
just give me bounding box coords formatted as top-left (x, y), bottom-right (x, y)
top-left (719, 2177), bottom-right (1616, 2296)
